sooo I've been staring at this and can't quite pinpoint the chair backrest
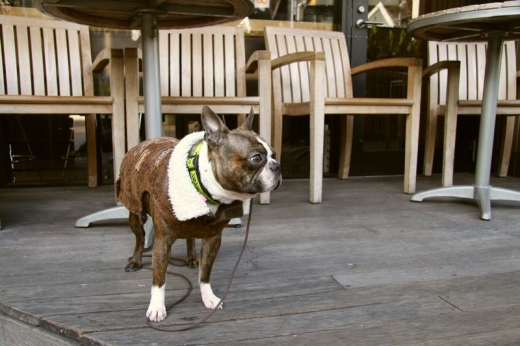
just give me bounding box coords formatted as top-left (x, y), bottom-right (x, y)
top-left (264, 26), bottom-right (353, 104)
top-left (158, 26), bottom-right (247, 98)
top-left (0, 14), bottom-right (94, 97)
top-left (428, 40), bottom-right (517, 105)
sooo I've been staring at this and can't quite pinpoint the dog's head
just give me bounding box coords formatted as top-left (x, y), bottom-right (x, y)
top-left (201, 106), bottom-right (281, 198)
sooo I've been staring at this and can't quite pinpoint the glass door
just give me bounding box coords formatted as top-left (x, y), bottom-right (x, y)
top-left (333, 0), bottom-right (419, 176)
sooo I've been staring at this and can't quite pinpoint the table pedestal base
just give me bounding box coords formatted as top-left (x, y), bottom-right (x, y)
top-left (75, 206), bottom-right (242, 246)
top-left (411, 185), bottom-right (520, 220)
top-left (75, 206), bottom-right (155, 248)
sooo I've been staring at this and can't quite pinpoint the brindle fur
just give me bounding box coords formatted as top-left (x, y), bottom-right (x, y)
top-left (125, 193), bottom-right (242, 287)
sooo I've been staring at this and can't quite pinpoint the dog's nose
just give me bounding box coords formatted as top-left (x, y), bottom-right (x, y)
top-left (270, 161), bottom-right (280, 172)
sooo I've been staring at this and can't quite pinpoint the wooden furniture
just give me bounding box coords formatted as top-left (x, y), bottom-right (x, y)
top-left (423, 40), bottom-right (519, 187)
top-left (0, 14), bottom-right (125, 187)
top-left (264, 26), bottom-right (423, 203)
top-left (40, 1), bottom-right (256, 229)
top-left (124, 26), bottom-right (273, 203)
top-left (408, 1), bottom-right (520, 220)
top-left (35, 0), bottom-right (254, 143)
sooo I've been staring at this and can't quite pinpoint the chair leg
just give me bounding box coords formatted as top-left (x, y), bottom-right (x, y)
top-left (440, 66), bottom-right (460, 187)
top-left (337, 115), bottom-right (353, 180)
top-left (423, 110), bottom-right (437, 177)
top-left (497, 115), bottom-right (515, 177)
top-left (309, 58), bottom-right (325, 203)
top-left (272, 108), bottom-right (283, 164)
top-left (85, 113), bottom-right (98, 187)
top-left (404, 109), bottom-right (420, 194)
top-left (309, 111), bottom-right (324, 204)
top-left (404, 62), bottom-right (422, 194)
top-left (442, 112), bottom-right (457, 187)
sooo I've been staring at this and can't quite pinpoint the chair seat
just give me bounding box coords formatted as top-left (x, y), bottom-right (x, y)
top-left (0, 96), bottom-right (114, 114)
top-left (436, 100), bottom-right (520, 116)
top-left (283, 98), bottom-right (415, 116)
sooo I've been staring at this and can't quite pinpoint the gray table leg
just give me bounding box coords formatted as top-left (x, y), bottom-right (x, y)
top-left (140, 10), bottom-right (163, 139)
top-left (411, 34), bottom-right (520, 220)
top-left (75, 10), bottom-right (163, 230)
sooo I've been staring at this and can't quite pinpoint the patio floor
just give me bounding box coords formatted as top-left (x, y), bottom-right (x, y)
top-left (1, 173), bottom-right (520, 345)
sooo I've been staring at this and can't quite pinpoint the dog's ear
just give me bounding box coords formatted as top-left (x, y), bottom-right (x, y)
top-left (201, 106), bottom-right (229, 146)
top-left (238, 107), bottom-right (255, 131)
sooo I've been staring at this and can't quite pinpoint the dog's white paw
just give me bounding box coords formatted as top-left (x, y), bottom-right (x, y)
top-left (146, 285), bottom-right (167, 322)
top-left (200, 282), bottom-right (223, 309)
top-left (146, 304), bottom-right (167, 322)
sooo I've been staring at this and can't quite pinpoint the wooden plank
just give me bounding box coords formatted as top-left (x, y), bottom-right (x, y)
top-left (55, 28), bottom-right (71, 96)
top-left (224, 31), bottom-right (235, 97)
top-left (191, 32), bottom-right (203, 96)
top-left (504, 41), bottom-right (516, 99)
top-left (67, 29), bottom-right (83, 96)
top-left (3, 24), bottom-right (19, 95)
top-left (234, 28), bottom-right (246, 97)
top-left (0, 26), bottom-right (4, 95)
top-left (180, 31), bottom-right (192, 97)
top-left (476, 43), bottom-right (487, 99)
top-left (42, 27), bottom-right (58, 96)
top-left (76, 298), bottom-right (454, 345)
top-left (78, 26), bottom-right (94, 97)
top-left (159, 32), bottom-right (169, 97)
top-left (217, 307), bottom-right (520, 345)
top-left (15, 25), bottom-right (32, 95)
top-left (29, 26), bottom-right (46, 96)
top-left (2, 176), bottom-right (520, 344)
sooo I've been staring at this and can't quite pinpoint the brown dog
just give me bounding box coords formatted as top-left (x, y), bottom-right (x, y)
top-left (117, 106), bottom-right (281, 322)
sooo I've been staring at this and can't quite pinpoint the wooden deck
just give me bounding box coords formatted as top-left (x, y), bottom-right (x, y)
top-left (1, 174), bottom-right (520, 345)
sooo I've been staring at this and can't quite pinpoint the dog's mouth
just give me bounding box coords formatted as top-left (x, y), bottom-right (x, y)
top-left (273, 176), bottom-right (282, 190)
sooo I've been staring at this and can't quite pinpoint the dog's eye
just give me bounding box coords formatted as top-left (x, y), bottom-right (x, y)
top-left (249, 154), bottom-right (262, 163)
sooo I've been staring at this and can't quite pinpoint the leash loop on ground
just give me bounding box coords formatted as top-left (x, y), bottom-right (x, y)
top-left (145, 201), bottom-right (253, 332)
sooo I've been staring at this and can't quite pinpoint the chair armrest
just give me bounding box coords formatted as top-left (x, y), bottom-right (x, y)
top-left (271, 51), bottom-right (325, 71)
top-left (246, 50), bottom-right (271, 73)
top-left (92, 48), bottom-right (124, 73)
top-left (351, 57), bottom-right (422, 76)
top-left (422, 60), bottom-right (460, 79)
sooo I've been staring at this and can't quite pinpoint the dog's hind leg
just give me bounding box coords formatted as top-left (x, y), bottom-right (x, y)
top-left (147, 213), bottom-right (176, 322)
top-left (199, 233), bottom-right (223, 309)
top-left (186, 238), bottom-right (199, 268)
top-left (125, 212), bottom-right (145, 272)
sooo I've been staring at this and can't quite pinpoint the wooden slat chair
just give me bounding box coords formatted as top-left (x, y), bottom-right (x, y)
top-left (0, 14), bottom-right (125, 187)
top-left (264, 27), bottom-right (422, 203)
top-left (423, 41), bottom-right (519, 187)
top-left (124, 25), bottom-right (272, 203)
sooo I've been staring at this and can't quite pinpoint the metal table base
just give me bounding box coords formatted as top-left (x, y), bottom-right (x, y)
top-left (411, 33), bottom-right (520, 220)
top-left (411, 185), bottom-right (520, 220)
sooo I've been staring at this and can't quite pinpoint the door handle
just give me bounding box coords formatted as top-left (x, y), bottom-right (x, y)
top-left (356, 19), bottom-right (384, 28)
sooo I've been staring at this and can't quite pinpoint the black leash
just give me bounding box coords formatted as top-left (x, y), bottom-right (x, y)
top-left (144, 202), bottom-right (253, 332)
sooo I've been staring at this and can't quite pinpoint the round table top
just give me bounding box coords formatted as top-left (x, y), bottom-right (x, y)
top-left (34, 0), bottom-right (255, 30)
top-left (408, 1), bottom-right (520, 42)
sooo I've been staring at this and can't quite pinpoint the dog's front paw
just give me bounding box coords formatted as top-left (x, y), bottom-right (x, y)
top-left (146, 285), bottom-right (167, 322)
top-left (200, 283), bottom-right (223, 309)
top-left (146, 304), bottom-right (167, 322)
